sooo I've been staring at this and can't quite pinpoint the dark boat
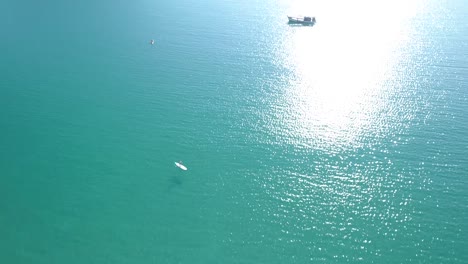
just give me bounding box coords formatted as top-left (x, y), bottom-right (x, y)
top-left (287, 16), bottom-right (316, 25)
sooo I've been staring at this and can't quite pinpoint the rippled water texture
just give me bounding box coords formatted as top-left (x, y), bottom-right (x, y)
top-left (1, 0), bottom-right (467, 263)
top-left (251, 0), bottom-right (468, 262)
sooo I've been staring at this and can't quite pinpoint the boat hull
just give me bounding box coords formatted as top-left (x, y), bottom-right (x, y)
top-left (287, 16), bottom-right (315, 25)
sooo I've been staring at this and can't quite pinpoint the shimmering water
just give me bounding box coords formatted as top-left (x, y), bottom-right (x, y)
top-left (1, 0), bottom-right (467, 263)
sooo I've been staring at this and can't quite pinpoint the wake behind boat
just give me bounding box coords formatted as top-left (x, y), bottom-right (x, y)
top-left (287, 16), bottom-right (316, 25)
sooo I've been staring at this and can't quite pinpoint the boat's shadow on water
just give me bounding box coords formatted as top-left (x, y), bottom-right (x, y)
top-left (167, 174), bottom-right (183, 191)
top-left (287, 22), bottom-right (316, 27)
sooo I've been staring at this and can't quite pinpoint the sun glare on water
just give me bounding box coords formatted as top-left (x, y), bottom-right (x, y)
top-left (272, 0), bottom-right (425, 152)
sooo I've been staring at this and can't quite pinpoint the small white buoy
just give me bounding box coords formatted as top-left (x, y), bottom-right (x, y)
top-left (150, 39), bottom-right (155, 45)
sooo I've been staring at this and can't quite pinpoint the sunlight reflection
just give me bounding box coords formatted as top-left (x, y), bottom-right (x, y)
top-left (273, 0), bottom-right (425, 152)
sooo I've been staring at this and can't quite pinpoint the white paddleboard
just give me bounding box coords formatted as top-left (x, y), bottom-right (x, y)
top-left (175, 162), bottom-right (187, 171)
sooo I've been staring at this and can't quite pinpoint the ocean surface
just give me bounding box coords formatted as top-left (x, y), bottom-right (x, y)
top-left (1, 0), bottom-right (467, 263)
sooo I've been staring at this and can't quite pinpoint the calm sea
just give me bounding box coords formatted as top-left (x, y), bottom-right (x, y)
top-left (1, 0), bottom-right (467, 263)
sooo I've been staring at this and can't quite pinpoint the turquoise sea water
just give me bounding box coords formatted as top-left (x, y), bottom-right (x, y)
top-left (1, 0), bottom-right (467, 263)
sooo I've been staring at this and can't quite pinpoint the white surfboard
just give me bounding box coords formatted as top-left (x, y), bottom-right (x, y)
top-left (175, 162), bottom-right (187, 171)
